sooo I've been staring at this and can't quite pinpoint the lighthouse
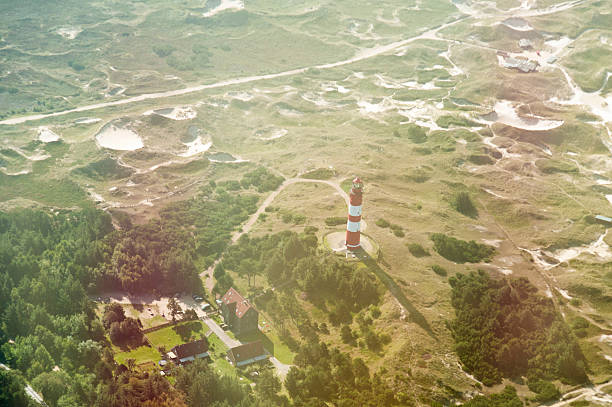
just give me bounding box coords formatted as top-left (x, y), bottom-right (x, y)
top-left (346, 177), bottom-right (363, 251)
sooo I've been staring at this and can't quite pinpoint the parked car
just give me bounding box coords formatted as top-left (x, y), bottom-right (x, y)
top-left (201, 303), bottom-right (211, 311)
top-left (220, 323), bottom-right (229, 330)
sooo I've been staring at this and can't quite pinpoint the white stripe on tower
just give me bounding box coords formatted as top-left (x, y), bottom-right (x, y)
top-left (348, 205), bottom-right (362, 217)
top-left (347, 220), bottom-right (360, 232)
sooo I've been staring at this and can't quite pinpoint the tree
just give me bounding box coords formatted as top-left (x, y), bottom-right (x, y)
top-left (340, 325), bottom-right (354, 345)
top-left (168, 298), bottom-right (182, 323)
top-left (257, 369), bottom-right (281, 400)
top-left (126, 358), bottom-right (136, 372)
top-left (0, 369), bottom-right (31, 407)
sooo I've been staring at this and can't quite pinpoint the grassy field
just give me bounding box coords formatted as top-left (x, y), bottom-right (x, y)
top-left (146, 320), bottom-right (209, 349)
top-left (115, 345), bottom-right (161, 367)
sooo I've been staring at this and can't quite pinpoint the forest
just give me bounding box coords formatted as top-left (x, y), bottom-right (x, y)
top-left (448, 271), bottom-right (588, 387)
top-left (98, 183), bottom-right (259, 294)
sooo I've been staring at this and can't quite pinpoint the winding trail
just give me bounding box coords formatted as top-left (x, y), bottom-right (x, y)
top-left (201, 177), bottom-right (349, 292)
top-left (543, 379), bottom-right (612, 406)
top-left (0, 19), bottom-right (465, 126)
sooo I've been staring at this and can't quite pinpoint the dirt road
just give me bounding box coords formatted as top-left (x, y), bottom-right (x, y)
top-left (201, 177), bottom-right (350, 292)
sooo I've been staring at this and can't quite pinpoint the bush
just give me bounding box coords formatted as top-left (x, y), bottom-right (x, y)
top-left (241, 167), bottom-right (284, 192)
top-left (390, 224), bottom-right (404, 237)
top-left (325, 216), bottom-right (346, 226)
top-left (404, 124), bottom-right (428, 143)
top-left (431, 265), bottom-right (447, 277)
top-left (407, 243), bottom-right (429, 257)
top-left (431, 233), bottom-right (495, 263)
top-left (452, 191), bottom-right (478, 218)
top-left (528, 379), bottom-right (560, 402)
top-left (376, 219), bottom-right (390, 228)
top-left (153, 44), bottom-right (176, 57)
top-left (340, 325), bottom-right (354, 345)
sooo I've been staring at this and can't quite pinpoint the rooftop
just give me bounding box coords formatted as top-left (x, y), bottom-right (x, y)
top-left (227, 341), bottom-right (266, 363)
top-left (222, 287), bottom-right (255, 319)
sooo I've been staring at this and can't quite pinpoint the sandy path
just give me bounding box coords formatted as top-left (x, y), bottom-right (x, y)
top-left (202, 177), bottom-right (350, 292)
top-left (0, 19), bottom-right (465, 126)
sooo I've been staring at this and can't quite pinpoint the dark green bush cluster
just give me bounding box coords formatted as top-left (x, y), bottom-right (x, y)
top-left (449, 271), bottom-right (588, 386)
top-left (431, 233), bottom-right (494, 263)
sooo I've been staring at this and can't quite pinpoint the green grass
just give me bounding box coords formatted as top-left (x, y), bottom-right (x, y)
top-left (115, 345), bottom-right (161, 366)
top-left (146, 320), bottom-right (209, 349)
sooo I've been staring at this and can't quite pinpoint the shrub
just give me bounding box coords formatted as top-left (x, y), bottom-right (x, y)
top-left (404, 124), bottom-right (428, 143)
top-left (376, 219), bottom-right (390, 228)
top-left (431, 265), bottom-right (447, 277)
top-left (431, 233), bottom-right (495, 263)
top-left (528, 379), bottom-right (561, 402)
top-left (153, 44), bottom-right (176, 57)
top-left (407, 243), bottom-right (429, 257)
top-left (325, 216), bottom-right (346, 226)
top-left (452, 191), bottom-right (478, 218)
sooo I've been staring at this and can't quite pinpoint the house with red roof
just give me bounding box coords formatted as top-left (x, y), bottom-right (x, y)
top-left (220, 287), bottom-right (259, 335)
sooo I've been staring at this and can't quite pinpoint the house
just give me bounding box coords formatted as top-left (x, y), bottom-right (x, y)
top-left (220, 288), bottom-right (259, 335)
top-left (168, 338), bottom-right (209, 365)
top-left (227, 341), bottom-right (268, 367)
top-left (595, 215), bottom-right (612, 226)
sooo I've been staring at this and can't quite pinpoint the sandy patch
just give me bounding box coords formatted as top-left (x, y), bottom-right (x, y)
top-left (203, 0), bottom-right (244, 17)
top-left (501, 17), bottom-right (533, 31)
top-left (254, 127), bottom-right (288, 141)
top-left (145, 106), bottom-right (197, 121)
top-left (37, 127), bottom-right (60, 142)
top-left (57, 27), bottom-right (82, 39)
top-left (96, 123), bottom-right (144, 151)
top-left (484, 100), bottom-right (564, 130)
top-left (178, 136), bottom-right (212, 157)
top-left (75, 118), bottom-right (102, 125)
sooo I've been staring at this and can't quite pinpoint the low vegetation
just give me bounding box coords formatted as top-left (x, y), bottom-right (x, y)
top-left (451, 191), bottom-right (478, 218)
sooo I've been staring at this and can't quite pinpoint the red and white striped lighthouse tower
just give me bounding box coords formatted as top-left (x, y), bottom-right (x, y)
top-left (346, 177), bottom-right (364, 251)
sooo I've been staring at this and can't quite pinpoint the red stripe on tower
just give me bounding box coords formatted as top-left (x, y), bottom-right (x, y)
top-left (346, 177), bottom-right (363, 251)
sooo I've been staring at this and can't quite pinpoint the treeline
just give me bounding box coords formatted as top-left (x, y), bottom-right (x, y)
top-left (98, 185), bottom-right (259, 294)
top-left (285, 341), bottom-right (398, 406)
top-left (219, 231), bottom-right (380, 314)
top-left (0, 208), bottom-right (113, 406)
top-left (449, 271), bottom-right (588, 386)
top-left (217, 167), bottom-right (284, 194)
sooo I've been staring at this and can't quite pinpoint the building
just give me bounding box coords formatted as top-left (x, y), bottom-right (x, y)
top-left (220, 288), bottom-right (259, 335)
top-left (346, 177), bottom-right (364, 251)
top-left (168, 338), bottom-right (209, 365)
top-left (227, 341), bottom-right (268, 367)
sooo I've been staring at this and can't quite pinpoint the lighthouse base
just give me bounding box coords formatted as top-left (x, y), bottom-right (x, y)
top-left (324, 232), bottom-right (376, 258)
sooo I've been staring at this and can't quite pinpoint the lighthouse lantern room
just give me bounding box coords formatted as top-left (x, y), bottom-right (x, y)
top-left (346, 177), bottom-right (363, 251)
